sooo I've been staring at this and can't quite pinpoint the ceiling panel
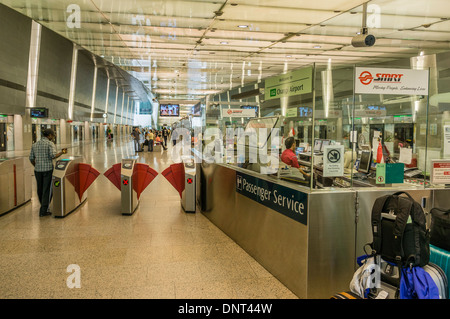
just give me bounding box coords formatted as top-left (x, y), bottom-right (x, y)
top-left (1, 0), bottom-right (450, 107)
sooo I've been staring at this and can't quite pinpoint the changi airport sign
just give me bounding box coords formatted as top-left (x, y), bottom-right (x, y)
top-left (355, 67), bottom-right (429, 95)
top-left (265, 67), bottom-right (313, 100)
top-left (236, 171), bottom-right (308, 225)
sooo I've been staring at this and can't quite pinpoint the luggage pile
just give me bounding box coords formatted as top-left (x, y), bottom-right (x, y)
top-left (332, 191), bottom-right (450, 299)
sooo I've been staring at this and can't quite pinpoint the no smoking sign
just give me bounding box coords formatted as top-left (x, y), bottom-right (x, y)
top-left (323, 145), bottom-right (344, 177)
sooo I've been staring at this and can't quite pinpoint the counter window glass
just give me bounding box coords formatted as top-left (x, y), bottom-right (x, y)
top-left (202, 60), bottom-right (450, 192)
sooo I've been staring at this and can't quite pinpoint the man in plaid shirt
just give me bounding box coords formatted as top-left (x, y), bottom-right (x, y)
top-left (29, 129), bottom-right (67, 217)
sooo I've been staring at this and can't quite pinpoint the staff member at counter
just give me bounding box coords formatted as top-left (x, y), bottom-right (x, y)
top-left (281, 137), bottom-right (310, 179)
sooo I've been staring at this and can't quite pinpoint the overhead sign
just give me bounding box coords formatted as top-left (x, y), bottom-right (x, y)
top-left (222, 108), bottom-right (256, 118)
top-left (355, 67), bottom-right (429, 96)
top-left (236, 172), bottom-right (308, 225)
top-left (286, 107), bottom-right (297, 117)
top-left (323, 145), bottom-right (344, 177)
top-left (431, 160), bottom-right (450, 184)
top-left (354, 109), bottom-right (387, 118)
top-left (265, 66), bottom-right (313, 100)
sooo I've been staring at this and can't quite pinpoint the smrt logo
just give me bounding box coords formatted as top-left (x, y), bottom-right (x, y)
top-left (359, 71), bottom-right (374, 85)
top-left (359, 71), bottom-right (404, 85)
top-left (227, 109), bottom-right (233, 115)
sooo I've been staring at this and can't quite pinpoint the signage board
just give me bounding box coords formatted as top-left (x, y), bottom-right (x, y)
top-left (265, 67), bottom-right (313, 100)
top-left (444, 126), bottom-right (450, 156)
top-left (376, 163), bottom-right (405, 184)
top-left (355, 67), bottom-right (429, 96)
top-left (431, 160), bottom-right (450, 184)
top-left (236, 171), bottom-right (308, 225)
top-left (323, 145), bottom-right (344, 177)
top-left (222, 108), bottom-right (256, 118)
top-left (286, 107), bottom-right (297, 118)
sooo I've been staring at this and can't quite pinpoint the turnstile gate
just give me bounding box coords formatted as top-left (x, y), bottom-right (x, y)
top-left (104, 157), bottom-right (158, 216)
top-left (121, 157), bottom-right (139, 215)
top-left (0, 157), bottom-right (32, 216)
top-left (52, 157), bottom-right (99, 218)
top-left (181, 163), bottom-right (196, 213)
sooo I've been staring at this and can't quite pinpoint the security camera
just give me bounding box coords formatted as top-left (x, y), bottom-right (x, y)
top-left (351, 33), bottom-right (376, 47)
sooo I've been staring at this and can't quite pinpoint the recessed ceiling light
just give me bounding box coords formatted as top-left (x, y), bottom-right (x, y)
top-left (238, 25), bottom-right (248, 28)
top-left (313, 45), bottom-right (321, 49)
top-left (286, 55), bottom-right (292, 58)
top-left (220, 41), bottom-right (229, 45)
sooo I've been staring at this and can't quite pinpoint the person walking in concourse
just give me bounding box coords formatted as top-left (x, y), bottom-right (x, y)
top-left (29, 129), bottom-right (67, 217)
top-left (147, 130), bottom-right (154, 152)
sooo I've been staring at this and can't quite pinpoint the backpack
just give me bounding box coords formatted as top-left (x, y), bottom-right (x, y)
top-left (429, 207), bottom-right (450, 251)
top-left (369, 191), bottom-right (430, 268)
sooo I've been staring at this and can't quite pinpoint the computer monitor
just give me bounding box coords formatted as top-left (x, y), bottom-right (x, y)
top-left (320, 139), bottom-right (331, 152)
top-left (295, 147), bottom-right (304, 155)
top-left (314, 139), bottom-right (322, 153)
top-left (358, 150), bottom-right (372, 173)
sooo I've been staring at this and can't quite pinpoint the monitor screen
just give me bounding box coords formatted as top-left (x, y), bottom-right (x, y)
top-left (30, 108), bottom-right (48, 118)
top-left (295, 147), bottom-right (304, 155)
top-left (321, 139), bottom-right (331, 152)
top-left (159, 104), bottom-right (179, 117)
top-left (358, 150), bottom-right (372, 173)
top-left (314, 139), bottom-right (322, 152)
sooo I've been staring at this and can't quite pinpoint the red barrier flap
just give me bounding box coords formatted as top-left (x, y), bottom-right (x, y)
top-left (104, 163), bottom-right (122, 191)
top-left (78, 163), bottom-right (100, 201)
top-left (171, 163), bottom-right (185, 196)
top-left (161, 163), bottom-right (185, 198)
top-left (65, 169), bottom-right (80, 198)
top-left (162, 167), bottom-right (178, 197)
top-left (132, 163), bottom-right (159, 199)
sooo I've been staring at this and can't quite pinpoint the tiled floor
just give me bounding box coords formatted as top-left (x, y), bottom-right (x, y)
top-left (0, 137), bottom-right (297, 299)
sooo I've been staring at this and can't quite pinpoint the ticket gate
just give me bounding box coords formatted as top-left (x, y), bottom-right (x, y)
top-left (121, 157), bottom-right (139, 215)
top-left (182, 163), bottom-right (196, 213)
top-left (104, 157), bottom-right (158, 215)
top-left (0, 157), bottom-right (33, 216)
top-left (52, 157), bottom-right (100, 218)
top-left (162, 162), bottom-right (197, 213)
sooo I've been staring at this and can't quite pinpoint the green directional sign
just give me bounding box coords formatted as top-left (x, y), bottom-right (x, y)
top-left (376, 163), bottom-right (404, 184)
top-left (264, 66), bottom-right (313, 100)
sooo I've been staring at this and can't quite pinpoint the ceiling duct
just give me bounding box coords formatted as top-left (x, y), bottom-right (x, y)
top-left (230, 89), bottom-right (260, 100)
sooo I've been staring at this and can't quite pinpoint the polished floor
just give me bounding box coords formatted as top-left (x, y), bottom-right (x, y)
top-left (0, 137), bottom-right (297, 299)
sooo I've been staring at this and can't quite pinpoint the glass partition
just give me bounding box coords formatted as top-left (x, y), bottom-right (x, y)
top-left (199, 58), bottom-right (450, 192)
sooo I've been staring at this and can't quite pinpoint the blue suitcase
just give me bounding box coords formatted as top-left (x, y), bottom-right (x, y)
top-left (430, 244), bottom-right (450, 299)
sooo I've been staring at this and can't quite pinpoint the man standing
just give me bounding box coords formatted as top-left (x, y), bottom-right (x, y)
top-left (29, 129), bottom-right (67, 217)
top-left (132, 127), bottom-right (141, 153)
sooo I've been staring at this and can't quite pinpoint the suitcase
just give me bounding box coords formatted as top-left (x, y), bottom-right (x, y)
top-left (367, 259), bottom-right (448, 299)
top-left (331, 291), bottom-right (363, 299)
top-left (430, 244), bottom-right (450, 298)
top-left (424, 262), bottom-right (448, 299)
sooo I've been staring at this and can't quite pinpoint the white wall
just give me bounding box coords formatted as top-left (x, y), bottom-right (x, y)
top-left (133, 114), bottom-right (153, 128)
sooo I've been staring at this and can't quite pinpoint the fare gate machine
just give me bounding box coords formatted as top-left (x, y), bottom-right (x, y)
top-left (0, 157), bottom-right (32, 216)
top-left (52, 156), bottom-right (100, 218)
top-left (162, 162), bottom-right (197, 214)
top-left (104, 157), bottom-right (158, 215)
top-left (182, 163), bottom-right (196, 213)
top-left (121, 157), bottom-right (139, 215)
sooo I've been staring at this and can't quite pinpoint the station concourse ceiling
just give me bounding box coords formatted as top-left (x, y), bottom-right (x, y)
top-left (2, 0), bottom-right (450, 115)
